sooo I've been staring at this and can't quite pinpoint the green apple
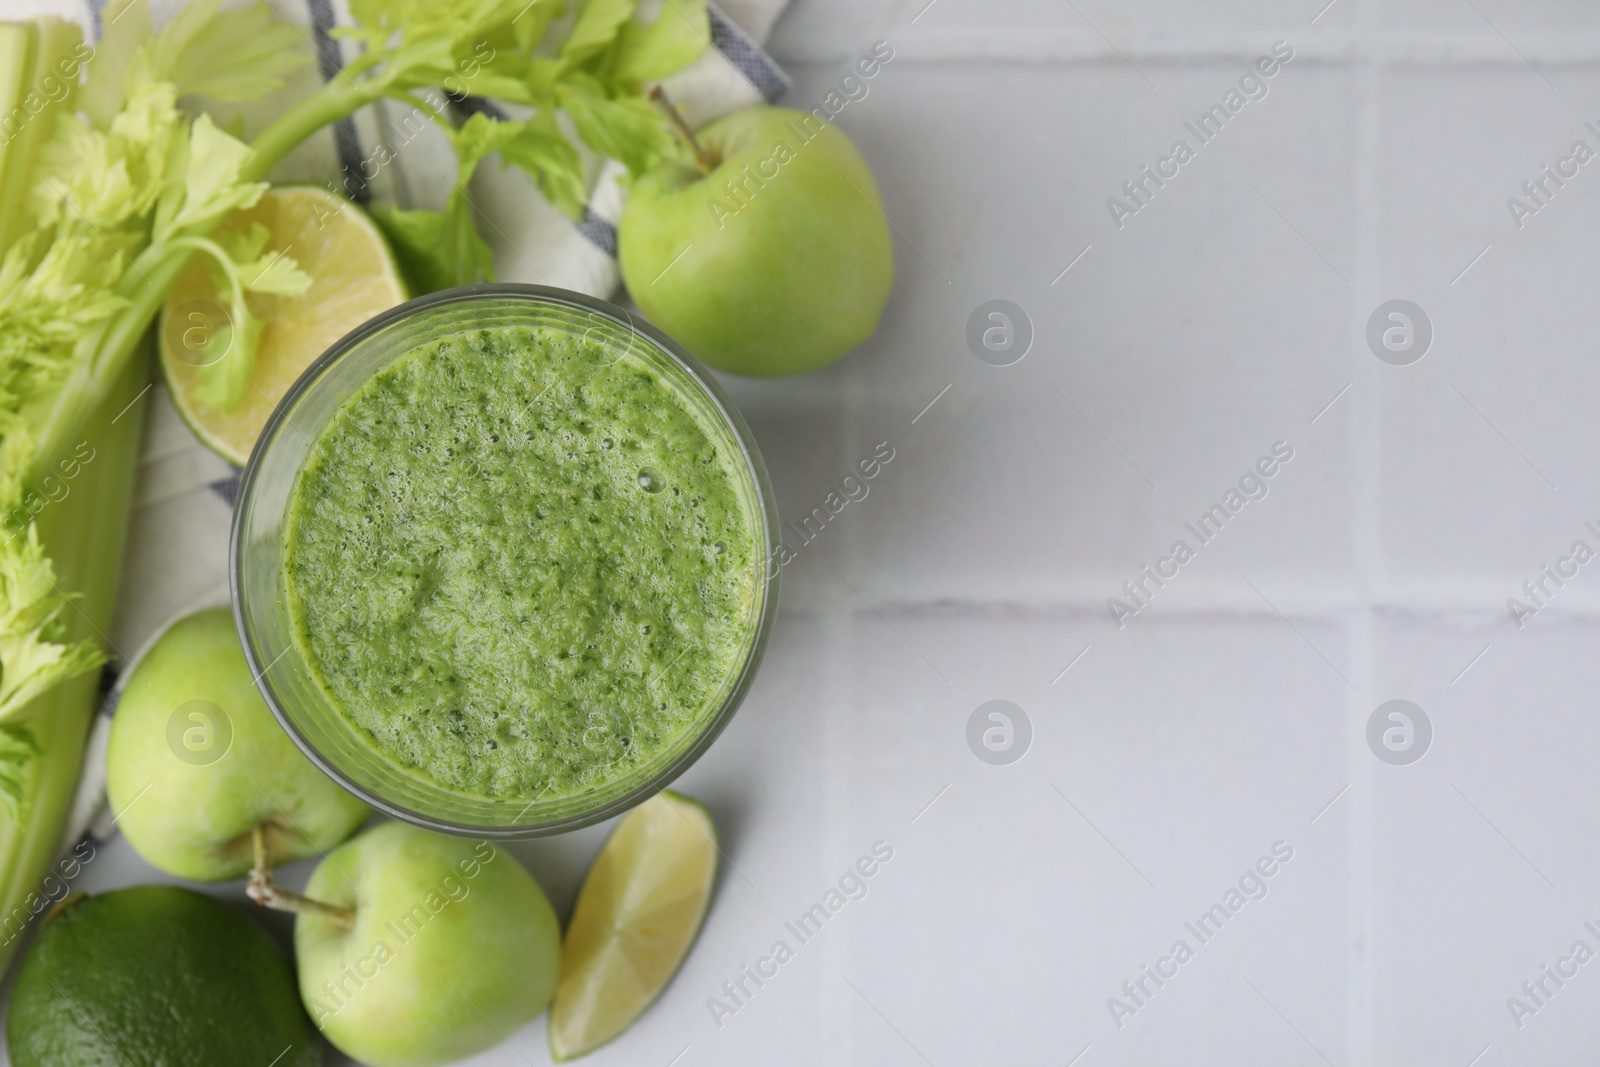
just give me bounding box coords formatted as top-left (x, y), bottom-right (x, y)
top-left (290, 821), bottom-right (560, 1067)
top-left (619, 105), bottom-right (894, 377)
top-left (105, 607), bottom-right (368, 881)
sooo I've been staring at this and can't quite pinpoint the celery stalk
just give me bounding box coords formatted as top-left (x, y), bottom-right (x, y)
top-left (0, 18), bottom-right (80, 254)
top-left (0, 22), bottom-right (39, 256)
top-left (0, 352), bottom-right (145, 971)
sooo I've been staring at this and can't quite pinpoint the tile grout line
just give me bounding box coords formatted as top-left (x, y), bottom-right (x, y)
top-left (770, 584), bottom-right (1600, 623)
top-left (830, 288), bottom-right (861, 1067)
top-left (767, 39), bottom-right (1600, 68)
top-left (1347, 0), bottom-right (1381, 1060)
top-left (822, 583), bottom-right (850, 1065)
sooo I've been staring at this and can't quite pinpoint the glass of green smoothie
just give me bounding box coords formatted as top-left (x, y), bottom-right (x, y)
top-left (232, 285), bottom-right (779, 836)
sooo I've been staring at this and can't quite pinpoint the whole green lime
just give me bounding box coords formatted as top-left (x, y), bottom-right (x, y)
top-left (7, 885), bottom-right (318, 1067)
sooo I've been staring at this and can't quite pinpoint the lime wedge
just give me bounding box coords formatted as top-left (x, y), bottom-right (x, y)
top-left (550, 791), bottom-right (718, 1061)
top-left (160, 184), bottom-right (407, 466)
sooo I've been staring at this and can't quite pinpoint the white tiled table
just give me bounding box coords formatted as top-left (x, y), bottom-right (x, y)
top-left (35, 1), bottom-right (1600, 1064)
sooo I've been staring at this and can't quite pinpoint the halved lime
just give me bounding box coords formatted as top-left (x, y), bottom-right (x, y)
top-left (550, 791), bottom-right (719, 1060)
top-left (159, 185), bottom-right (407, 466)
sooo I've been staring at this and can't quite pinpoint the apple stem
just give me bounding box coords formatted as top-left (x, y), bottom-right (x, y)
top-left (648, 85), bottom-right (714, 176)
top-left (245, 825), bottom-right (356, 928)
top-left (44, 891), bottom-right (86, 925)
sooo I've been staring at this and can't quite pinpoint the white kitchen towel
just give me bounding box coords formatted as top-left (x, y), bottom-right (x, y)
top-left (48, 0), bottom-right (795, 849)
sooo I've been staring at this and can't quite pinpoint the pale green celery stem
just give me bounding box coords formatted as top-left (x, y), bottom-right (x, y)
top-left (0, 24), bottom-right (39, 257)
top-left (0, 18), bottom-right (83, 256)
top-left (26, 77), bottom-right (382, 482)
top-left (0, 351), bottom-right (146, 974)
top-left (244, 79), bottom-right (373, 184)
top-left (163, 236), bottom-right (247, 306)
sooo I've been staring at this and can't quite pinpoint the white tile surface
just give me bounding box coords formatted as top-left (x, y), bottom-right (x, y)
top-left (24, 0), bottom-right (1600, 1065)
top-left (703, 1), bottom-right (1600, 1061)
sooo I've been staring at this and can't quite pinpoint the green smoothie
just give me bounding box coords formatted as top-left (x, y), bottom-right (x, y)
top-left (282, 324), bottom-right (759, 802)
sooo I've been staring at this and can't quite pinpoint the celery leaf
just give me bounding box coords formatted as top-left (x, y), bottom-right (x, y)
top-left (190, 312), bottom-right (263, 414)
top-left (498, 110), bottom-right (589, 218)
top-left (373, 195), bottom-right (496, 293)
top-left (0, 724), bottom-right (41, 818)
top-left (561, 0), bottom-right (641, 70)
top-left (153, 0), bottom-right (310, 103)
top-left (370, 112), bottom-right (519, 292)
top-left (158, 114), bottom-right (267, 237)
top-left (557, 76), bottom-right (670, 175)
top-left (0, 522), bottom-right (104, 726)
top-left (610, 0), bottom-right (709, 87)
top-left (237, 248), bottom-right (312, 297)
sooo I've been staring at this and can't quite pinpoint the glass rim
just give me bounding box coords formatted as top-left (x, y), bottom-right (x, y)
top-left (230, 283), bottom-right (781, 838)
